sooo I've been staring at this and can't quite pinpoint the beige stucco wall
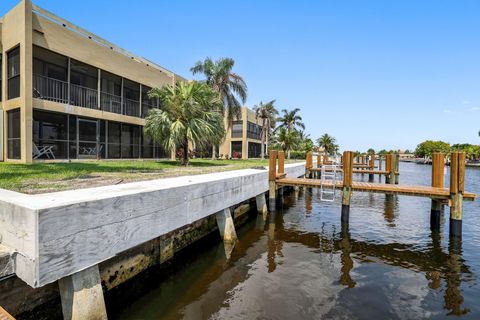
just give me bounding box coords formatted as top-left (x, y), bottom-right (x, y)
top-left (1, 0), bottom-right (33, 163)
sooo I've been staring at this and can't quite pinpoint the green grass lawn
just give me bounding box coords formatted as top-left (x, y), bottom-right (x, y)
top-left (0, 159), bottom-right (299, 194)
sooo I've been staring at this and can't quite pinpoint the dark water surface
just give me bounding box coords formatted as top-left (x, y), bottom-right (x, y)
top-left (115, 162), bottom-right (480, 319)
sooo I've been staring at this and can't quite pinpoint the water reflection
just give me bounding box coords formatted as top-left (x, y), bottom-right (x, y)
top-left (339, 222), bottom-right (356, 288)
top-left (115, 165), bottom-right (479, 320)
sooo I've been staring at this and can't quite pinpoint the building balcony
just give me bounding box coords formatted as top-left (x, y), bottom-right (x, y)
top-left (33, 74), bottom-right (68, 104)
top-left (70, 83), bottom-right (98, 109)
top-left (123, 98), bottom-right (140, 117)
top-left (100, 91), bottom-right (122, 114)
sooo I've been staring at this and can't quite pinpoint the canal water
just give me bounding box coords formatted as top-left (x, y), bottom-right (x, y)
top-left (114, 162), bottom-right (480, 319)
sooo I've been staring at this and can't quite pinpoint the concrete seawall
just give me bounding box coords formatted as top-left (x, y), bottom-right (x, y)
top-left (0, 162), bottom-right (306, 317)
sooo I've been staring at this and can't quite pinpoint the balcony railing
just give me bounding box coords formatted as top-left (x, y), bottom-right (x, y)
top-left (33, 74), bottom-right (69, 104)
top-left (141, 102), bottom-right (157, 118)
top-left (100, 91), bottom-right (122, 114)
top-left (123, 98), bottom-right (140, 117)
top-left (70, 83), bottom-right (98, 109)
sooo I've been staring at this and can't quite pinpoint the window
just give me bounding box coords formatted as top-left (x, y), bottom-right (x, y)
top-left (231, 121), bottom-right (243, 138)
top-left (7, 109), bottom-right (21, 159)
top-left (248, 142), bottom-right (262, 158)
top-left (231, 141), bottom-right (242, 159)
top-left (247, 121), bottom-right (262, 140)
top-left (7, 47), bottom-right (20, 99)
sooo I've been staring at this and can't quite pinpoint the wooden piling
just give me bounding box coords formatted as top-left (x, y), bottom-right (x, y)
top-left (268, 150), bottom-right (278, 210)
top-left (385, 154), bottom-right (392, 184)
top-left (278, 151), bottom-right (285, 176)
top-left (430, 152), bottom-right (445, 231)
top-left (449, 152), bottom-right (465, 238)
top-left (368, 153), bottom-right (375, 182)
top-left (306, 151), bottom-right (313, 178)
top-left (394, 154), bottom-right (400, 184)
top-left (342, 151), bottom-right (353, 223)
top-left (379, 155), bottom-right (383, 170)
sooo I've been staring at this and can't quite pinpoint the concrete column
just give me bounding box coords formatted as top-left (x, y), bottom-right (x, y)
top-left (255, 193), bottom-right (268, 215)
top-left (58, 265), bottom-right (107, 320)
top-left (216, 208), bottom-right (237, 244)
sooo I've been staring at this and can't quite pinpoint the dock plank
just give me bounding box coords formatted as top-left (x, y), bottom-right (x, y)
top-left (309, 168), bottom-right (399, 175)
top-left (0, 307), bottom-right (15, 320)
top-left (276, 178), bottom-right (477, 201)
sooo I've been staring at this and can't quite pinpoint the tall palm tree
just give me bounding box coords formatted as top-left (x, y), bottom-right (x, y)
top-left (275, 127), bottom-right (299, 159)
top-left (191, 57), bottom-right (248, 159)
top-left (253, 100), bottom-right (278, 159)
top-left (317, 133), bottom-right (338, 155)
top-left (145, 81), bottom-right (225, 165)
top-left (276, 108), bottom-right (305, 132)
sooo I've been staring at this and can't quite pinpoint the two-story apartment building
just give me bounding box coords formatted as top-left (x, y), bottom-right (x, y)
top-left (219, 107), bottom-right (265, 159)
top-left (0, 0), bottom-right (186, 163)
top-left (0, 1), bottom-right (265, 163)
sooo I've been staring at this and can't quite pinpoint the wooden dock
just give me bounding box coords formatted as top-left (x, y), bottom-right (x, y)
top-left (0, 307), bottom-right (15, 320)
top-left (269, 150), bottom-right (477, 238)
top-left (309, 168), bottom-right (399, 176)
top-left (276, 178), bottom-right (476, 201)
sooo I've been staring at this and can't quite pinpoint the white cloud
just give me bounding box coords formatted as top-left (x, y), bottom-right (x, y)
top-left (463, 100), bottom-right (471, 105)
top-left (443, 109), bottom-right (452, 113)
top-left (468, 106), bottom-right (480, 112)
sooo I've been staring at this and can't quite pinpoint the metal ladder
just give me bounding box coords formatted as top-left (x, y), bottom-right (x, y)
top-left (320, 163), bottom-right (338, 202)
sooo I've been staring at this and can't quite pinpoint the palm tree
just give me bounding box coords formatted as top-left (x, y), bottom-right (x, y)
top-left (191, 57), bottom-right (248, 159)
top-left (253, 100), bottom-right (278, 159)
top-left (276, 108), bottom-right (305, 132)
top-left (275, 127), bottom-right (299, 159)
top-left (144, 81), bottom-right (225, 165)
top-left (317, 133), bottom-right (338, 155)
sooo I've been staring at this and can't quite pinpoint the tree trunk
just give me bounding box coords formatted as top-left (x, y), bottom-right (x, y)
top-left (260, 123), bottom-right (266, 160)
top-left (288, 149), bottom-right (291, 159)
top-left (211, 145), bottom-right (216, 160)
top-left (266, 127), bottom-right (269, 159)
top-left (182, 138), bottom-right (189, 166)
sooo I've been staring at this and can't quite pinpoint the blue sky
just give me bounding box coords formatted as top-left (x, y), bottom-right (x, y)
top-left (2, 0), bottom-right (479, 152)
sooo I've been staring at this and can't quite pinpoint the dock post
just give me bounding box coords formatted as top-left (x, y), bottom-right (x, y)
top-left (342, 151), bottom-right (353, 223)
top-left (306, 151), bottom-right (313, 178)
top-left (317, 153), bottom-right (321, 179)
top-left (268, 150), bottom-right (278, 210)
top-left (278, 151), bottom-right (285, 177)
top-left (389, 154), bottom-right (397, 185)
top-left (379, 155), bottom-right (383, 170)
top-left (449, 152), bottom-right (465, 238)
top-left (368, 153), bottom-right (375, 182)
top-left (58, 265), bottom-right (108, 320)
top-left (430, 152), bottom-right (445, 231)
top-left (394, 154), bottom-right (400, 184)
top-left (385, 154), bottom-right (392, 184)
top-left (216, 208), bottom-right (238, 244)
top-left (256, 193), bottom-right (268, 216)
